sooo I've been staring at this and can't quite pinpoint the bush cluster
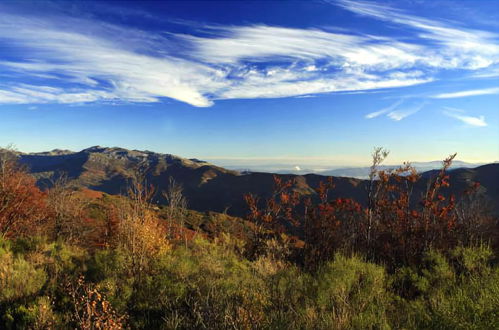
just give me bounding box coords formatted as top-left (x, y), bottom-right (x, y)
top-left (1, 236), bottom-right (497, 329)
top-left (0, 148), bottom-right (497, 329)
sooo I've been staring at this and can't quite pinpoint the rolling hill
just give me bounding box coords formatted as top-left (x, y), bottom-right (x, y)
top-left (13, 146), bottom-right (499, 217)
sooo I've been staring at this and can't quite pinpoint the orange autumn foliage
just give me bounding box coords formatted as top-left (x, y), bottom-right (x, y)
top-left (0, 151), bottom-right (50, 238)
top-left (245, 152), bottom-right (497, 269)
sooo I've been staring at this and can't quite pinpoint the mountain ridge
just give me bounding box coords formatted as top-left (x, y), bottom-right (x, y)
top-left (9, 146), bottom-right (499, 217)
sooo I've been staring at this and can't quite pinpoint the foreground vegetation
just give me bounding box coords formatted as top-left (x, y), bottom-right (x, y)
top-left (1, 147), bottom-right (498, 329)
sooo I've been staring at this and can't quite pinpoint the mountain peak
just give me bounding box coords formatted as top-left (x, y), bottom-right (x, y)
top-left (12, 146), bottom-right (499, 217)
top-left (82, 145), bottom-right (105, 152)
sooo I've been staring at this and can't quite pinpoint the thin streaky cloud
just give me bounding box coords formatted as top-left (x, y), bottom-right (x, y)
top-left (365, 99), bottom-right (403, 119)
top-left (443, 110), bottom-right (487, 127)
top-left (387, 103), bottom-right (425, 121)
top-left (0, 12), bottom-right (222, 107)
top-left (432, 87), bottom-right (499, 99)
top-left (470, 64), bottom-right (499, 78)
top-left (0, 11), bottom-right (434, 106)
top-left (183, 25), bottom-right (423, 68)
top-left (0, 2), bottom-right (497, 107)
top-left (336, 0), bottom-right (499, 70)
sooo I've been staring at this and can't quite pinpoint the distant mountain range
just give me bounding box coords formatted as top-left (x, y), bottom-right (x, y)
top-left (316, 161), bottom-right (490, 179)
top-left (11, 146), bottom-right (499, 217)
top-left (227, 160), bottom-right (490, 178)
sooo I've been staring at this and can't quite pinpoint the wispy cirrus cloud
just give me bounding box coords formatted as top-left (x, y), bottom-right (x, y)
top-left (0, 84), bottom-right (115, 104)
top-left (386, 103), bottom-right (425, 121)
top-left (365, 99), bottom-right (425, 121)
top-left (0, 12), bottom-right (222, 107)
top-left (182, 25), bottom-right (424, 69)
top-left (472, 66), bottom-right (499, 78)
top-left (336, 0), bottom-right (499, 70)
top-left (0, 12), bottom-right (434, 106)
top-left (0, 1), bottom-right (498, 107)
top-left (431, 87), bottom-right (499, 99)
top-left (443, 107), bottom-right (487, 127)
top-left (365, 99), bottom-right (403, 119)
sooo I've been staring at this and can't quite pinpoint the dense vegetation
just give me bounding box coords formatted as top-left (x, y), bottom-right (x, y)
top-left (1, 147), bottom-right (498, 329)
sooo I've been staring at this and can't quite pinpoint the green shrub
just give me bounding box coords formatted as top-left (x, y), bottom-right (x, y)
top-left (0, 250), bottom-right (46, 302)
top-left (87, 248), bottom-right (134, 313)
top-left (313, 254), bottom-right (390, 329)
top-left (142, 238), bottom-right (270, 329)
top-left (10, 236), bottom-right (46, 255)
top-left (451, 244), bottom-right (493, 275)
top-left (392, 247), bottom-right (499, 329)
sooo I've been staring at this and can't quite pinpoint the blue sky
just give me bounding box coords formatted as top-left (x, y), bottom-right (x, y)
top-left (0, 0), bottom-right (498, 167)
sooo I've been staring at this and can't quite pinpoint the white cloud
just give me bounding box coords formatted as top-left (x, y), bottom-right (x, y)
top-left (182, 25), bottom-right (424, 70)
top-left (472, 66), bottom-right (499, 78)
top-left (366, 99), bottom-right (425, 121)
top-left (443, 109), bottom-right (487, 127)
top-left (365, 99), bottom-right (403, 119)
top-left (387, 103), bottom-right (425, 121)
top-left (388, 70), bottom-right (424, 80)
top-left (0, 13), bottom-right (222, 107)
top-left (336, 0), bottom-right (499, 70)
top-left (0, 2), bottom-right (497, 107)
top-left (218, 75), bottom-right (431, 100)
top-left (432, 87), bottom-right (499, 99)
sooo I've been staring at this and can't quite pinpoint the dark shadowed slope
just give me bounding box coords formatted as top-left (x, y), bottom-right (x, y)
top-left (16, 147), bottom-right (499, 217)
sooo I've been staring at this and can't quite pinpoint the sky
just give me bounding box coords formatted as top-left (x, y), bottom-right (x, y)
top-left (0, 0), bottom-right (498, 169)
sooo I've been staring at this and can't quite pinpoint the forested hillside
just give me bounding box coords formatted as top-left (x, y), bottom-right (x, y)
top-left (1, 147), bottom-right (498, 329)
top-left (16, 146), bottom-right (499, 217)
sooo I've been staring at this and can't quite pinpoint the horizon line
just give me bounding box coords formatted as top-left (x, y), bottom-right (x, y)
top-left (5, 145), bottom-right (497, 168)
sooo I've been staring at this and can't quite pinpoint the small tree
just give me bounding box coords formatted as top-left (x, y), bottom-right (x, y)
top-left (0, 146), bottom-right (49, 238)
top-left (46, 174), bottom-right (89, 243)
top-left (162, 177), bottom-right (187, 242)
top-left (113, 174), bottom-right (169, 280)
top-left (245, 149), bottom-right (496, 269)
top-left (365, 147), bottom-right (390, 251)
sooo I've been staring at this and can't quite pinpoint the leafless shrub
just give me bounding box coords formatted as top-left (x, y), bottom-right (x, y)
top-left (163, 177), bottom-right (188, 243)
top-left (46, 174), bottom-right (90, 243)
top-left (66, 275), bottom-right (127, 329)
